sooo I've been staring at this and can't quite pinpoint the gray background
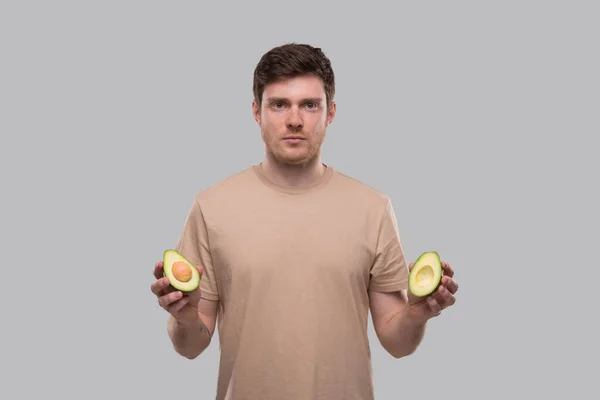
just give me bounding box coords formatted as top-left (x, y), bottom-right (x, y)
top-left (1, 1), bottom-right (598, 399)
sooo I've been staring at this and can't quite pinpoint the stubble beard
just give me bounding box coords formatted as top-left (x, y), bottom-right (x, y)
top-left (263, 128), bottom-right (326, 166)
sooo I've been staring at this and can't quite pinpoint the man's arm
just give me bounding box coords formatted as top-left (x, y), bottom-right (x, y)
top-left (367, 196), bottom-right (427, 358)
top-left (167, 297), bottom-right (219, 359)
top-left (368, 289), bottom-right (427, 359)
top-left (369, 260), bottom-right (458, 358)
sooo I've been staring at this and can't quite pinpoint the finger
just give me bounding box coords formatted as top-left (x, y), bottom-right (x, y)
top-left (437, 285), bottom-right (456, 309)
top-left (441, 261), bottom-right (454, 278)
top-left (427, 296), bottom-right (442, 316)
top-left (195, 264), bottom-right (204, 277)
top-left (431, 288), bottom-right (446, 307)
top-left (442, 276), bottom-right (459, 294)
top-left (408, 262), bottom-right (415, 271)
top-left (153, 261), bottom-right (164, 280)
top-left (158, 290), bottom-right (183, 309)
top-left (167, 296), bottom-right (190, 315)
top-left (150, 276), bottom-right (170, 296)
top-left (163, 284), bottom-right (178, 295)
top-left (161, 279), bottom-right (182, 296)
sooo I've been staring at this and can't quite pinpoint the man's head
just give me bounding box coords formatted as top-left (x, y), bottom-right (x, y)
top-left (252, 43), bottom-right (336, 166)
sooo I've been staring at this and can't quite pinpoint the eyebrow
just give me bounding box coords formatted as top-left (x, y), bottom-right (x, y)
top-left (265, 96), bottom-right (324, 104)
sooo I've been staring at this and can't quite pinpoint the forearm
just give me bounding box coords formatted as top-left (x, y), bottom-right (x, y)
top-left (167, 314), bottom-right (212, 359)
top-left (379, 308), bottom-right (427, 358)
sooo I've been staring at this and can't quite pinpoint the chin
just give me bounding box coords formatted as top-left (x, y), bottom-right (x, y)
top-left (268, 148), bottom-right (306, 164)
top-left (282, 153), bottom-right (319, 165)
top-left (278, 155), bottom-right (307, 165)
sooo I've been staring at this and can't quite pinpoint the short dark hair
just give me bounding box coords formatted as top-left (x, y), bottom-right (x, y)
top-left (253, 43), bottom-right (335, 109)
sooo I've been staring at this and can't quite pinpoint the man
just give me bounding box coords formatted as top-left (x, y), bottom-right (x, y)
top-left (151, 43), bottom-right (459, 399)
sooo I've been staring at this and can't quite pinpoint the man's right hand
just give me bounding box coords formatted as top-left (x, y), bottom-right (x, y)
top-left (151, 260), bottom-right (204, 324)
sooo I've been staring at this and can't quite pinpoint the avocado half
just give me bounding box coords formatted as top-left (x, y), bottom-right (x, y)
top-left (408, 251), bottom-right (443, 297)
top-left (163, 249), bottom-right (200, 292)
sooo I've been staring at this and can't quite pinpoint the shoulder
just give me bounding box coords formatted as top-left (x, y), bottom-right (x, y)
top-left (191, 165), bottom-right (259, 208)
top-left (330, 168), bottom-right (391, 206)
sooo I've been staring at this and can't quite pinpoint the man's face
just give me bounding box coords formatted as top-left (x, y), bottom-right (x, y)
top-left (253, 75), bottom-right (336, 165)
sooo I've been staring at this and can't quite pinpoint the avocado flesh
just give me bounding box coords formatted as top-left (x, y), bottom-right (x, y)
top-left (408, 251), bottom-right (443, 297)
top-left (163, 249), bottom-right (200, 292)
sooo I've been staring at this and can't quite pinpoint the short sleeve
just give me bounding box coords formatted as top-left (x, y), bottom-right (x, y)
top-left (368, 196), bottom-right (409, 292)
top-left (175, 198), bottom-right (220, 301)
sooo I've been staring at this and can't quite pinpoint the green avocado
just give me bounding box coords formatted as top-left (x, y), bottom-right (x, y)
top-left (408, 251), bottom-right (443, 297)
top-left (163, 249), bottom-right (200, 292)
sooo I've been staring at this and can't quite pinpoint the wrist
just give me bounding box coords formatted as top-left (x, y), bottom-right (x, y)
top-left (405, 302), bottom-right (429, 327)
top-left (174, 307), bottom-right (200, 328)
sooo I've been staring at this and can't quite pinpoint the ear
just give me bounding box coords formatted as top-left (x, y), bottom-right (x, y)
top-left (252, 99), bottom-right (261, 125)
top-left (326, 101), bottom-right (337, 126)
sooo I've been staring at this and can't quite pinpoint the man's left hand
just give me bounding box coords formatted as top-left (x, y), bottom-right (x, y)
top-left (406, 260), bottom-right (458, 324)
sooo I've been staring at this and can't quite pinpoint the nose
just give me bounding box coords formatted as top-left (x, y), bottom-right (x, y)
top-left (286, 108), bottom-right (303, 130)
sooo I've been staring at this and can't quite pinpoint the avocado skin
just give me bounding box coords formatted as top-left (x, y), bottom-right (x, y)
top-left (162, 249), bottom-right (201, 292)
top-left (408, 251), bottom-right (443, 297)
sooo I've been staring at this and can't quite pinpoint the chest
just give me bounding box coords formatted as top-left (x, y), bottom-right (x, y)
top-left (206, 200), bottom-right (377, 293)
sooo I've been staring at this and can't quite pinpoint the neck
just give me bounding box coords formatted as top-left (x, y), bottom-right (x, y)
top-left (261, 153), bottom-right (326, 188)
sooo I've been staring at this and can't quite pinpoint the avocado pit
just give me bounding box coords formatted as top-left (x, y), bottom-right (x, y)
top-left (172, 261), bottom-right (192, 282)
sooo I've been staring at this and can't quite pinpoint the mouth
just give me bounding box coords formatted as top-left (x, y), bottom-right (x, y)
top-left (283, 136), bottom-right (305, 141)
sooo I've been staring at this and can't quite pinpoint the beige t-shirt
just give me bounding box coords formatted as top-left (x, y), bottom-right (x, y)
top-left (175, 164), bottom-right (409, 400)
